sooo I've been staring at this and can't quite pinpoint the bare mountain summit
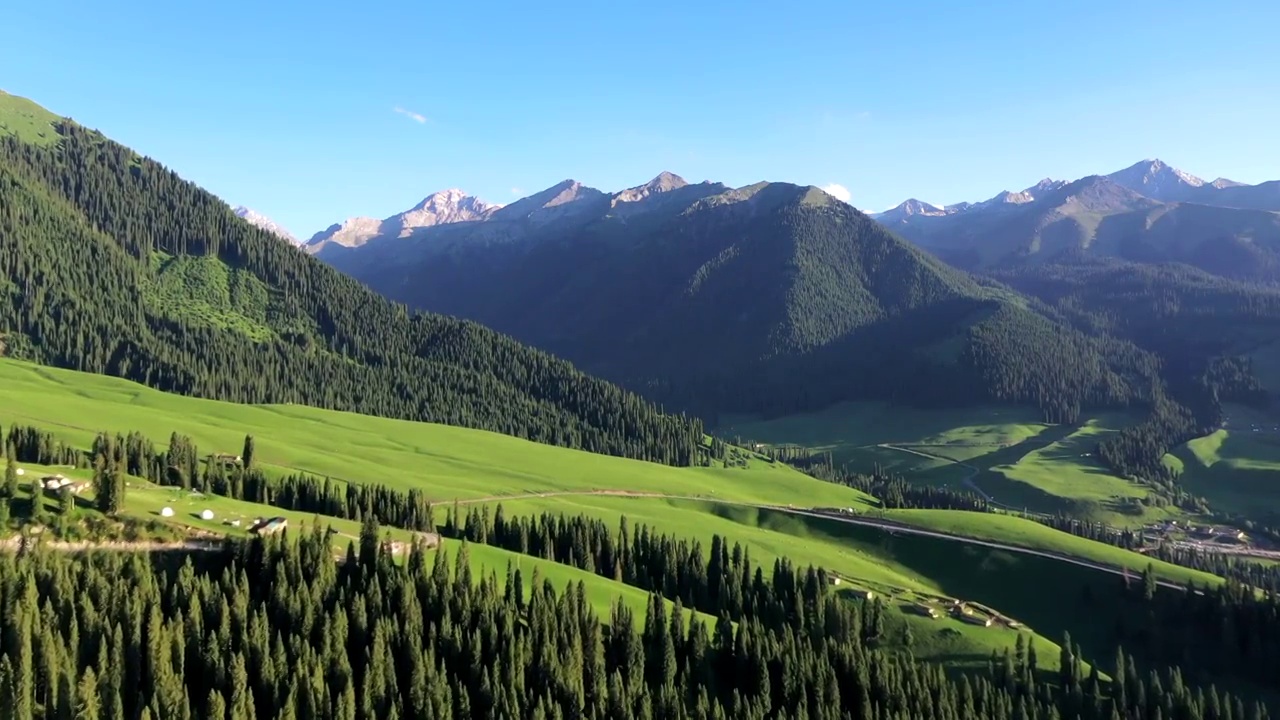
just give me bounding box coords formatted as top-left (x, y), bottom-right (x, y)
top-left (872, 199), bottom-right (951, 224)
top-left (1105, 158), bottom-right (1205, 201)
top-left (306, 189), bottom-right (499, 251)
top-left (612, 171), bottom-right (689, 204)
top-left (233, 206), bottom-right (300, 245)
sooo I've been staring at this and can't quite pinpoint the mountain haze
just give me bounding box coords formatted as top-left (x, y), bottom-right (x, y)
top-left (876, 159), bottom-right (1280, 280)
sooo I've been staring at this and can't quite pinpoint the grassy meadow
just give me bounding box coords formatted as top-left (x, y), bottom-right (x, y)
top-left (0, 359), bottom-right (875, 509)
top-left (1164, 403), bottom-right (1280, 522)
top-left (0, 358), bottom-right (1229, 674)
top-left (0, 90), bottom-right (61, 146)
top-left (722, 402), bottom-right (1178, 525)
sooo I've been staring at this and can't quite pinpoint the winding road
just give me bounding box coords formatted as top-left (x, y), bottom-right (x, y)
top-left (447, 489), bottom-right (1191, 592)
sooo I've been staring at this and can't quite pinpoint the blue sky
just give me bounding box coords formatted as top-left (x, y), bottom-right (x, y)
top-left (3, 0), bottom-right (1277, 237)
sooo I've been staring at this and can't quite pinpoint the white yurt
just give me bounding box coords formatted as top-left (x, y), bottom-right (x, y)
top-left (200, 509), bottom-right (215, 521)
top-left (160, 507), bottom-right (175, 517)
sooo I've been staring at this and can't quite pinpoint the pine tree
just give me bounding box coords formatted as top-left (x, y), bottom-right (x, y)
top-left (75, 667), bottom-right (101, 720)
top-left (241, 435), bottom-right (255, 471)
top-left (3, 443), bottom-right (18, 499)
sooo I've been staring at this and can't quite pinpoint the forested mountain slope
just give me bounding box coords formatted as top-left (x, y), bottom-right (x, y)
top-left (7, 531), bottom-right (1276, 720)
top-left (320, 179), bottom-right (1159, 426)
top-left (989, 259), bottom-right (1280, 483)
top-left (0, 92), bottom-right (702, 465)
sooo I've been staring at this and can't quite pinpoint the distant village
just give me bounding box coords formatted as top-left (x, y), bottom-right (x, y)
top-left (1138, 519), bottom-right (1251, 548)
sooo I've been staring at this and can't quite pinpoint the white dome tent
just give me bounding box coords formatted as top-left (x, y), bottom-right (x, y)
top-left (160, 507), bottom-right (175, 518)
top-left (200, 509), bottom-right (215, 521)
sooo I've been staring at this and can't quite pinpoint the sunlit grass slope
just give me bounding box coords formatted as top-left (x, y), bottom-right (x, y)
top-left (0, 359), bottom-right (875, 509)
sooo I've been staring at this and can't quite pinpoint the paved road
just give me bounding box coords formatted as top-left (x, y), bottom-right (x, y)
top-left (447, 489), bottom-right (1194, 592)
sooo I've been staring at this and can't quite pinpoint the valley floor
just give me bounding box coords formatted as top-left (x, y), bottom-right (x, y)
top-left (721, 402), bottom-right (1192, 526)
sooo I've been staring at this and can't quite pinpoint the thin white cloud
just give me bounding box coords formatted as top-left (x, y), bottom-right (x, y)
top-left (393, 106), bottom-right (428, 124)
top-left (510, 187), bottom-right (524, 195)
top-left (821, 183), bottom-right (852, 203)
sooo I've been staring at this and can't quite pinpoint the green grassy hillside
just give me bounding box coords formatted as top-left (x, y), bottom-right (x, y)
top-left (0, 359), bottom-right (874, 508)
top-left (0, 90), bottom-right (60, 145)
top-left (722, 402), bottom-right (1176, 524)
top-left (6, 462), bottom-right (702, 629)
top-left (1164, 404), bottom-right (1280, 522)
top-left (0, 357), bottom-right (1217, 676)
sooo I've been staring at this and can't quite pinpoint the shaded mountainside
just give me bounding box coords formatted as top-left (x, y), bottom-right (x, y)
top-left (0, 94), bottom-right (704, 465)
top-left (989, 260), bottom-right (1280, 403)
top-left (319, 177), bottom-right (1159, 426)
top-left (989, 259), bottom-right (1280, 484)
top-left (879, 160), bottom-right (1280, 282)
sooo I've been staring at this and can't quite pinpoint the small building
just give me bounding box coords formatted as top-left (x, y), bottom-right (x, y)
top-left (211, 453), bottom-right (243, 466)
top-left (906, 603), bottom-right (939, 618)
top-left (855, 589), bottom-right (875, 600)
top-left (959, 613), bottom-right (993, 627)
top-left (252, 517), bottom-right (288, 535)
top-left (41, 475), bottom-right (88, 497)
top-left (827, 575), bottom-right (842, 586)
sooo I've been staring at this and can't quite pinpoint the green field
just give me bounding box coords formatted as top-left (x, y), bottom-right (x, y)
top-left (978, 415), bottom-right (1175, 523)
top-left (722, 402), bottom-right (1177, 525)
top-left (0, 359), bottom-right (876, 509)
top-left (5, 459), bottom-right (419, 550)
top-left (6, 467), bottom-right (709, 630)
top-left (0, 358), bottom-right (1231, 675)
top-left (720, 401), bottom-right (1049, 465)
top-left (1165, 404), bottom-right (1280, 521)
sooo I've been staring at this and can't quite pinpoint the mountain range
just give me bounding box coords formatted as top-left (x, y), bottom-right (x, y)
top-left (9, 84), bottom-right (1280, 491)
top-left (306, 171), bottom-right (1159, 426)
top-left (872, 160), bottom-right (1280, 280)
